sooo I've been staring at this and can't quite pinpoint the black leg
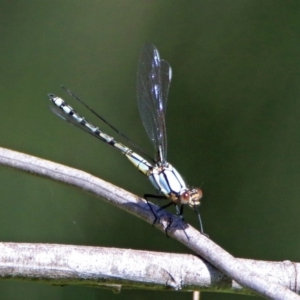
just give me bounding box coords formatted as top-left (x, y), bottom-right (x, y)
top-left (144, 194), bottom-right (168, 225)
top-left (157, 201), bottom-right (174, 212)
top-left (144, 194), bottom-right (177, 237)
top-left (176, 204), bottom-right (184, 219)
top-left (143, 196), bottom-right (192, 239)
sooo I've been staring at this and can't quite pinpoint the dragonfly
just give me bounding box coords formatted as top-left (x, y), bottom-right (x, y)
top-left (48, 44), bottom-right (204, 233)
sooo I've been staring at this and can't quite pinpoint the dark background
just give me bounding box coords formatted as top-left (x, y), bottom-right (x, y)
top-left (0, 1), bottom-right (300, 299)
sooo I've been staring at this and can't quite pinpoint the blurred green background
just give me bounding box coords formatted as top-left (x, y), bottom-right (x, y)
top-left (0, 1), bottom-right (300, 299)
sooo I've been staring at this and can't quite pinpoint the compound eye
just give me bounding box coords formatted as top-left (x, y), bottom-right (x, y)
top-left (195, 188), bottom-right (203, 200)
top-left (180, 191), bottom-right (190, 204)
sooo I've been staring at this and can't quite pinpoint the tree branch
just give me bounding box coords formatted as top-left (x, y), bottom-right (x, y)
top-left (0, 242), bottom-right (299, 296)
top-left (0, 147), bottom-right (298, 299)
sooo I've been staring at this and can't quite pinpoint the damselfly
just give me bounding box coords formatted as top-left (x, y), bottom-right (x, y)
top-left (48, 44), bottom-right (204, 233)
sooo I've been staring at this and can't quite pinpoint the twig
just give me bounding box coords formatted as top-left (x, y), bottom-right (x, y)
top-left (0, 147), bottom-right (298, 299)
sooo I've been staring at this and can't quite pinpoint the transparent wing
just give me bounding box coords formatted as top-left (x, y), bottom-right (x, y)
top-left (137, 44), bottom-right (172, 164)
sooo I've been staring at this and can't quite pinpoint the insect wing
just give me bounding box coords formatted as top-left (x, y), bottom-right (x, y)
top-left (137, 44), bottom-right (172, 164)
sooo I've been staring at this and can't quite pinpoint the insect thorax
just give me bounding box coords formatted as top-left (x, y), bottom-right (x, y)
top-left (147, 163), bottom-right (186, 199)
